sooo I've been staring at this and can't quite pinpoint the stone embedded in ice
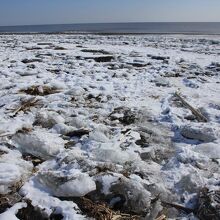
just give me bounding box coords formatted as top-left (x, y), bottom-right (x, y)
top-left (12, 130), bottom-right (65, 160)
top-left (180, 124), bottom-right (218, 142)
top-left (194, 143), bottom-right (220, 159)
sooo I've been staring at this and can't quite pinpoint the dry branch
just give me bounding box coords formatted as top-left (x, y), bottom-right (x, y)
top-left (174, 92), bottom-right (208, 122)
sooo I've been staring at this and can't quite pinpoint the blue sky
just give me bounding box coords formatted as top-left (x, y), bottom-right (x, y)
top-left (0, 0), bottom-right (220, 26)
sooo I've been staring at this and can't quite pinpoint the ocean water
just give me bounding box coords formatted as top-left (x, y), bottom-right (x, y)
top-left (0, 22), bottom-right (220, 34)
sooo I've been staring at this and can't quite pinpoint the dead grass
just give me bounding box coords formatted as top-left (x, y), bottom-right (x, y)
top-left (20, 85), bottom-right (61, 96)
top-left (11, 97), bottom-right (42, 116)
top-left (78, 197), bottom-right (141, 220)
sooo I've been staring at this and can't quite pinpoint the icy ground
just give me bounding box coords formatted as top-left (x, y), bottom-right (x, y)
top-left (0, 34), bottom-right (220, 219)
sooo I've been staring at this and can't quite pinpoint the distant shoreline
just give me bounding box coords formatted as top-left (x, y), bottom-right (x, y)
top-left (1, 22), bottom-right (220, 35)
top-left (0, 32), bottom-right (220, 36)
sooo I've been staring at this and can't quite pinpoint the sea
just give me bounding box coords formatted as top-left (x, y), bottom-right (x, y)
top-left (0, 22), bottom-right (220, 34)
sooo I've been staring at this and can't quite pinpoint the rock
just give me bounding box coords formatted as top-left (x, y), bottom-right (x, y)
top-left (21, 58), bottom-right (42, 64)
top-left (148, 55), bottom-right (170, 61)
top-left (12, 130), bottom-right (65, 160)
top-left (183, 78), bottom-right (199, 88)
top-left (80, 56), bottom-right (115, 62)
top-left (109, 107), bottom-right (137, 125)
top-left (140, 149), bottom-right (155, 160)
top-left (154, 77), bottom-right (170, 87)
top-left (180, 124), bottom-right (218, 142)
top-left (81, 49), bottom-right (110, 55)
top-left (92, 56), bottom-right (115, 62)
top-left (126, 62), bottom-right (148, 68)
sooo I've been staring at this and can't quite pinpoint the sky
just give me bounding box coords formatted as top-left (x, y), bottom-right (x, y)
top-left (0, 0), bottom-right (220, 26)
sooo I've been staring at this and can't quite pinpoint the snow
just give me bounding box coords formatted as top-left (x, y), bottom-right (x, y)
top-left (0, 33), bottom-right (220, 219)
top-left (0, 203), bottom-right (27, 220)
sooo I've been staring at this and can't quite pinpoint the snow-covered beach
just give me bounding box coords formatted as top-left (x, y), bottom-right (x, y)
top-left (0, 34), bottom-right (220, 219)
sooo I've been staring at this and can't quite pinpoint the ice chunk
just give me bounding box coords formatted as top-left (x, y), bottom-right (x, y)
top-left (89, 130), bottom-right (109, 143)
top-left (20, 178), bottom-right (86, 219)
top-left (0, 146), bottom-right (33, 194)
top-left (95, 174), bottom-right (121, 195)
top-left (180, 124), bottom-right (218, 142)
top-left (51, 123), bottom-right (76, 135)
top-left (110, 176), bottom-right (151, 214)
top-left (68, 117), bottom-right (87, 129)
top-left (93, 143), bottom-right (139, 164)
top-left (12, 130), bottom-right (65, 160)
top-left (36, 110), bottom-right (65, 128)
top-left (0, 115), bottom-right (34, 137)
top-left (38, 169), bottom-right (96, 197)
top-left (175, 173), bottom-right (205, 193)
top-left (65, 87), bottom-right (85, 96)
top-left (194, 143), bottom-right (220, 159)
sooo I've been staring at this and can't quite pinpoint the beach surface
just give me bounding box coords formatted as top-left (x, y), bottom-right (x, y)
top-left (0, 34), bottom-right (220, 219)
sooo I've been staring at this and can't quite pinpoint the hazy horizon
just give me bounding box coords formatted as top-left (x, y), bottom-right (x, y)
top-left (1, 21), bottom-right (220, 28)
top-left (0, 0), bottom-right (220, 26)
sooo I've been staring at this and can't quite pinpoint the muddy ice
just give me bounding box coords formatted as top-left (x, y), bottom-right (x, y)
top-left (0, 34), bottom-right (220, 219)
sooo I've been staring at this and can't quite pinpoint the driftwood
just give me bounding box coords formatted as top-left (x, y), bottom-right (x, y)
top-left (11, 97), bottom-right (40, 116)
top-left (174, 92), bottom-right (208, 122)
top-left (155, 215), bottom-right (166, 220)
top-left (162, 201), bottom-right (194, 213)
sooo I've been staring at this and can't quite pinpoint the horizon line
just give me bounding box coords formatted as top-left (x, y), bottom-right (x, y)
top-left (1, 21), bottom-right (220, 28)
